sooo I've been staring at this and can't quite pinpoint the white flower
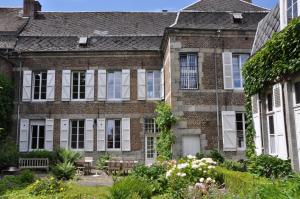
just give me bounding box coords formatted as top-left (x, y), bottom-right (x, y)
top-left (192, 164), bottom-right (199, 169)
top-left (187, 155), bottom-right (196, 159)
top-left (177, 172), bottom-right (187, 177)
top-left (199, 178), bottom-right (205, 183)
top-left (208, 165), bottom-right (215, 170)
top-left (200, 158), bottom-right (216, 165)
top-left (177, 163), bottom-right (188, 169)
top-left (206, 177), bottom-right (212, 182)
top-left (166, 170), bottom-right (172, 178)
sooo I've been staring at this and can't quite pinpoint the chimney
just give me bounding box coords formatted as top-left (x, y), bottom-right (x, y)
top-left (23, 0), bottom-right (41, 18)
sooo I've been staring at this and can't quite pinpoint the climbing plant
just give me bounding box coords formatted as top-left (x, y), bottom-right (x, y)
top-left (242, 18), bottom-right (300, 157)
top-left (155, 102), bottom-right (177, 160)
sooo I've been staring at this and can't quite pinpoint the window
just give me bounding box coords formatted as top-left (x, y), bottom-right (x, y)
top-left (268, 115), bottom-right (276, 154)
top-left (267, 93), bottom-right (273, 112)
top-left (72, 71), bottom-right (85, 100)
top-left (232, 54), bottom-right (249, 89)
top-left (236, 113), bottom-right (247, 149)
top-left (295, 81), bottom-right (300, 105)
top-left (107, 119), bottom-right (121, 149)
top-left (146, 71), bottom-right (160, 99)
top-left (180, 53), bottom-right (198, 90)
top-left (71, 120), bottom-right (85, 149)
top-left (32, 71), bottom-right (47, 100)
top-left (146, 137), bottom-right (155, 158)
top-left (287, 0), bottom-right (298, 23)
top-left (30, 121), bottom-right (45, 150)
top-left (107, 71), bottom-right (122, 100)
top-left (144, 118), bottom-right (159, 133)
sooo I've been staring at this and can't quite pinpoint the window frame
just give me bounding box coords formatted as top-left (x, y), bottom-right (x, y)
top-left (235, 112), bottom-right (247, 151)
top-left (146, 70), bottom-right (161, 100)
top-left (32, 71), bottom-right (47, 101)
top-left (179, 53), bottom-right (199, 90)
top-left (29, 120), bottom-right (46, 151)
top-left (71, 71), bottom-right (86, 101)
top-left (144, 118), bottom-right (160, 134)
top-left (287, 0), bottom-right (298, 23)
top-left (232, 53), bottom-right (250, 90)
top-left (293, 78), bottom-right (300, 107)
top-left (106, 119), bottom-right (122, 151)
top-left (107, 71), bottom-right (122, 101)
top-left (70, 120), bottom-right (85, 151)
top-left (267, 114), bottom-right (276, 155)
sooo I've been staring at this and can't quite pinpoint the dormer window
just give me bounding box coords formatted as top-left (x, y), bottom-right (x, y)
top-left (78, 37), bottom-right (88, 46)
top-left (232, 13), bottom-right (243, 23)
top-left (287, 0), bottom-right (298, 23)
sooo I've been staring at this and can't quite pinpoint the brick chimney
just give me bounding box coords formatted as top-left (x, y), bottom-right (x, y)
top-left (23, 0), bottom-right (41, 18)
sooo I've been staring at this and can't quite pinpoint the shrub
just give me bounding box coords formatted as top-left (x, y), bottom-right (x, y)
top-left (196, 151), bottom-right (205, 160)
top-left (221, 160), bottom-right (246, 172)
top-left (27, 176), bottom-right (67, 195)
top-left (20, 150), bottom-right (57, 165)
top-left (56, 149), bottom-right (82, 164)
top-left (110, 176), bottom-right (153, 199)
top-left (209, 149), bottom-right (224, 164)
top-left (248, 154), bottom-right (293, 179)
top-left (96, 153), bottom-right (110, 170)
top-left (52, 161), bottom-right (76, 180)
top-left (0, 137), bottom-right (19, 170)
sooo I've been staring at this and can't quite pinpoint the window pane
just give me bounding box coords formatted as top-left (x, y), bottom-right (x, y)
top-left (115, 120), bottom-right (121, 149)
top-left (80, 72), bottom-right (85, 99)
top-left (267, 94), bottom-right (273, 112)
top-left (115, 72), bottom-right (122, 99)
top-left (107, 72), bottom-right (114, 99)
top-left (180, 53), bottom-right (199, 89)
top-left (32, 126), bottom-right (38, 137)
top-left (154, 71), bottom-right (161, 98)
top-left (293, 3), bottom-right (298, 18)
top-left (72, 72), bottom-right (79, 99)
top-left (147, 72), bottom-right (154, 98)
top-left (31, 125), bottom-right (38, 149)
top-left (32, 138), bottom-right (37, 149)
top-left (39, 126), bottom-right (45, 149)
top-left (33, 73), bottom-right (40, 99)
top-left (269, 116), bottom-right (274, 135)
top-left (147, 137), bottom-right (154, 158)
top-left (107, 120), bottom-right (114, 149)
top-left (288, 0), bottom-right (292, 8)
top-left (295, 81), bottom-right (300, 104)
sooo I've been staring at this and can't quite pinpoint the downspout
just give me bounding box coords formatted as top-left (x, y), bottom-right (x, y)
top-left (215, 30), bottom-right (222, 152)
top-left (16, 52), bottom-right (22, 147)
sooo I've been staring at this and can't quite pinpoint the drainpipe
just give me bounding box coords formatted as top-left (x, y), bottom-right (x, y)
top-left (215, 30), bottom-right (222, 152)
top-left (16, 53), bottom-right (22, 147)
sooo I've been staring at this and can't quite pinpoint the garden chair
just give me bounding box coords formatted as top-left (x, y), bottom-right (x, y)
top-left (122, 160), bottom-right (136, 174)
top-left (108, 161), bottom-right (121, 175)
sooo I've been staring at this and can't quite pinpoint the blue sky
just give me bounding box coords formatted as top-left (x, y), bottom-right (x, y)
top-left (0, 0), bottom-right (278, 11)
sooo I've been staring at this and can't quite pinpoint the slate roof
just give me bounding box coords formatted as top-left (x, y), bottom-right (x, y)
top-left (183, 0), bottom-right (268, 12)
top-left (172, 12), bottom-right (267, 30)
top-left (0, 36), bottom-right (17, 49)
top-left (251, 4), bottom-right (280, 55)
top-left (15, 36), bottom-right (163, 51)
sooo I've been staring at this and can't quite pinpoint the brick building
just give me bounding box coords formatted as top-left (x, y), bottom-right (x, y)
top-left (0, 0), bottom-right (267, 164)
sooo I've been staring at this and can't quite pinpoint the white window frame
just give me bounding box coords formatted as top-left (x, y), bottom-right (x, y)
top-left (144, 118), bottom-right (159, 134)
top-left (293, 77), bottom-right (300, 107)
top-left (145, 136), bottom-right (157, 159)
top-left (29, 120), bottom-right (46, 151)
top-left (70, 120), bottom-right (85, 151)
top-left (71, 71), bottom-right (86, 101)
top-left (287, 0), bottom-right (298, 23)
top-left (32, 71), bottom-right (47, 101)
top-left (106, 119), bottom-right (122, 151)
top-left (232, 54), bottom-right (249, 90)
top-left (146, 70), bottom-right (161, 100)
top-left (180, 53), bottom-right (199, 90)
top-left (236, 112), bottom-right (247, 151)
top-left (107, 71), bottom-right (122, 101)
top-left (266, 92), bottom-right (276, 155)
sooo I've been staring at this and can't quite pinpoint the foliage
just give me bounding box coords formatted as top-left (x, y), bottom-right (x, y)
top-left (27, 176), bottom-right (67, 196)
top-left (0, 73), bottom-right (14, 141)
top-left (155, 102), bottom-right (177, 160)
top-left (109, 176), bottom-right (153, 199)
top-left (20, 150), bottom-right (57, 166)
top-left (0, 170), bottom-right (35, 195)
top-left (196, 151), bottom-right (205, 160)
top-left (221, 160), bottom-right (246, 172)
top-left (56, 148), bottom-right (82, 164)
top-left (209, 149), bottom-right (224, 164)
top-left (248, 154), bottom-right (293, 179)
top-left (0, 137), bottom-right (19, 170)
top-left (96, 153), bottom-right (110, 170)
top-left (243, 18), bottom-right (300, 157)
top-left (52, 161), bottom-right (76, 180)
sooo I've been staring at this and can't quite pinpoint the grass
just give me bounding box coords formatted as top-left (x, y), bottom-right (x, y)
top-left (1, 183), bottom-right (111, 199)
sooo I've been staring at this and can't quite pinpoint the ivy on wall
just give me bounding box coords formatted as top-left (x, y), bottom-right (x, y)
top-left (242, 18), bottom-right (300, 157)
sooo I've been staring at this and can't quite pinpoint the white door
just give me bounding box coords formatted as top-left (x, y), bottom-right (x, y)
top-left (145, 136), bottom-right (157, 166)
top-left (182, 135), bottom-right (201, 156)
top-left (295, 109), bottom-right (300, 169)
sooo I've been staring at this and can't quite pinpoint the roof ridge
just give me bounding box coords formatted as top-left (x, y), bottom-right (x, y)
top-left (239, 0), bottom-right (270, 11)
top-left (180, 10), bottom-right (269, 13)
top-left (38, 11), bottom-right (177, 14)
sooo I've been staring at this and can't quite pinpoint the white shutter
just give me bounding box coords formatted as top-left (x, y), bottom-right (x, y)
top-left (222, 52), bottom-right (233, 89)
top-left (161, 68), bottom-right (165, 99)
top-left (252, 94), bottom-right (262, 155)
top-left (97, 118), bottom-right (106, 151)
top-left (47, 70), bottom-right (55, 101)
top-left (19, 119), bottom-right (29, 152)
top-left (22, 70), bottom-right (32, 101)
top-left (60, 119), bottom-right (69, 149)
top-left (138, 69), bottom-right (146, 100)
top-left (45, 119), bottom-right (54, 151)
top-left (273, 83), bottom-right (288, 159)
top-left (61, 70), bottom-right (71, 101)
top-left (222, 111), bottom-right (237, 151)
top-left (85, 70), bottom-right (95, 101)
top-left (98, 70), bottom-right (106, 101)
top-left (85, 119), bottom-right (94, 151)
top-left (295, 109), bottom-right (300, 170)
top-left (122, 118), bottom-right (131, 151)
top-left (122, 69), bottom-right (130, 100)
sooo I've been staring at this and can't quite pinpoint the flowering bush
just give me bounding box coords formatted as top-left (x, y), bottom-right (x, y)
top-left (27, 176), bottom-right (67, 196)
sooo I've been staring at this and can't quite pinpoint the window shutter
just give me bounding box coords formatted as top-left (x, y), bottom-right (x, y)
top-left (45, 119), bottom-right (54, 151)
top-left (85, 119), bottom-right (94, 151)
top-left (98, 70), bottom-right (106, 101)
top-left (19, 119), bottom-right (29, 152)
top-left (122, 118), bottom-right (131, 151)
top-left (252, 94), bottom-right (262, 155)
top-left (222, 111), bottom-right (237, 151)
top-left (137, 69), bottom-right (146, 100)
top-left (61, 70), bottom-right (71, 101)
top-left (273, 83), bottom-right (288, 159)
top-left (60, 119), bottom-right (69, 149)
top-left (97, 118), bottom-right (106, 151)
top-left (46, 70), bottom-right (55, 101)
top-left (122, 69), bottom-right (130, 100)
top-left (222, 52), bottom-right (233, 89)
top-left (295, 110), bottom-right (300, 164)
top-left (22, 70), bottom-right (32, 101)
top-left (161, 68), bottom-right (165, 99)
top-left (85, 70), bottom-right (95, 101)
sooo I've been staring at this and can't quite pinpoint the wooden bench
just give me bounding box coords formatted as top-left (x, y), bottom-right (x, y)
top-left (19, 158), bottom-right (49, 172)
